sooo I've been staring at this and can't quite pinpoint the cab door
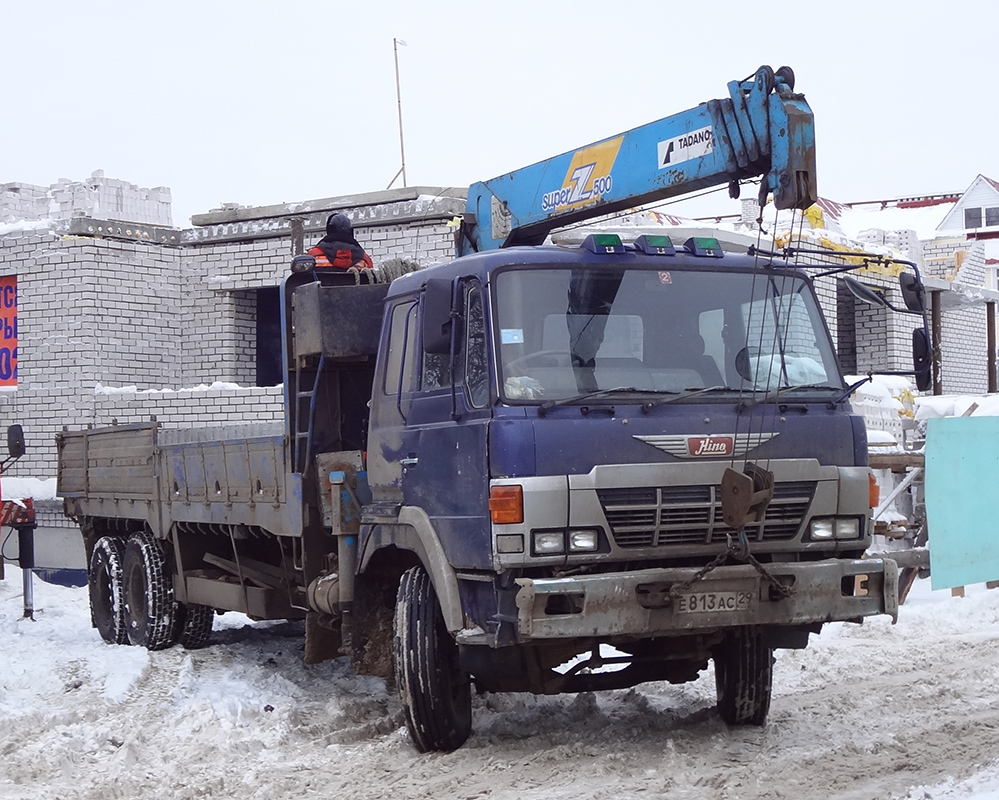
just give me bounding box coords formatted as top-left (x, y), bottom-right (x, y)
top-left (401, 279), bottom-right (493, 569)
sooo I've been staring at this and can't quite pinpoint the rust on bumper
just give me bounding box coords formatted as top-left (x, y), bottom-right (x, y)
top-left (514, 558), bottom-right (898, 641)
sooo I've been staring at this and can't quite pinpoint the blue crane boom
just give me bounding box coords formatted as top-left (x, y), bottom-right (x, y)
top-left (458, 65), bottom-right (816, 256)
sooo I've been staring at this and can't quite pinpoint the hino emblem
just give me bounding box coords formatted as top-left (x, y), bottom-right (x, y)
top-left (634, 431), bottom-right (779, 458)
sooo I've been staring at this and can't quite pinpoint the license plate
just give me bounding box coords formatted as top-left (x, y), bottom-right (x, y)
top-left (675, 590), bottom-right (753, 613)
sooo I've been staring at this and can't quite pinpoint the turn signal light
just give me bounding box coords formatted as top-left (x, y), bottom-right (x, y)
top-left (489, 485), bottom-right (524, 524)
top-left (869, 472), bottom-right (880, 509)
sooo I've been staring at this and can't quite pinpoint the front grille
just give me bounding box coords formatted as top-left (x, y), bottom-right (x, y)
top-left (597, 481), bottom-right (815, 548)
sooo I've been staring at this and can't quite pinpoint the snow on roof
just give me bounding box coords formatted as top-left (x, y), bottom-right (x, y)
top-left (1, 476), bottom-right (57, 501)
top-left (837, 201), bottom-right (957, 241)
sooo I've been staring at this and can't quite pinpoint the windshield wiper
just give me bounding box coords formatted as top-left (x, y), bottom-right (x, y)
top-left (538, 387), bottom-right (661, 416)
top-left (640, 386), bottom-right (738, 413)
top-left (737, 383), bottom-right (842, 412)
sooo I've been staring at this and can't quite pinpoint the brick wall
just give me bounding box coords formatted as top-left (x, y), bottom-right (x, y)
top-left (0, 187), bottom-right (464, 478)
top-left (1, 171), bottom-right (171, 227)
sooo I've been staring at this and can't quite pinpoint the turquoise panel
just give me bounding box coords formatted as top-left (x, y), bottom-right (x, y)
top-left (925, 416), bottom-right (999, 589)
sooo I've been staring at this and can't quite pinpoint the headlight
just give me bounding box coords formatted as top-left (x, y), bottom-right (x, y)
top-left (532, 531), bottom-right (565, 555)
top-left (568, 529), bottom-right (599, 552)
top-left (810, 517), bottom-right (862, 540)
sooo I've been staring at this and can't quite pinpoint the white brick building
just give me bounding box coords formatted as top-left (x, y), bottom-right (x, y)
top-left (0, 174), bottom-right (465, 479)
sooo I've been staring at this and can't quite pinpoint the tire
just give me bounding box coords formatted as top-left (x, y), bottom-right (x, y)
top-left (714, 627), bottom-right (774, 726)
top-left (175, 602), bottom-right (214, 650)
top-left (89, 536), bottom-right (129, 645)
top-left (122, 530), bottom-right (176, 651)
top-left (393, 566), bottom-right (472, 752)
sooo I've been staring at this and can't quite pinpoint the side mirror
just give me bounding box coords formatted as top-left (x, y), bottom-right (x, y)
top-left (913, 328), bottom-right (932, 392)
top-left (291, 254), bottom-right (317, 274)
top-left (844, 276), bottom-right (887, 308)
top-left (421, 278), bottom-right (454, 354)
top-left (6, 424), bottom-right (25, 460)
top-left (899, 272), bottom-right (926, 314)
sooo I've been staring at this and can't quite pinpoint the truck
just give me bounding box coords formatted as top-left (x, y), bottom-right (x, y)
top-left (57, 66), bottom-right (930, 752)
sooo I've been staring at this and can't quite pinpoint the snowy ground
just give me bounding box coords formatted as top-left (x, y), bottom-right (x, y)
top-left (2, 565), bottom-right (998, 799)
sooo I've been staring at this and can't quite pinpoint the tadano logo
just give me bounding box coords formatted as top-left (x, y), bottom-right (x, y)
top-left (541, 137), bottom-right (623, 213)
top-left (657, 126), bottom-right (714, 169)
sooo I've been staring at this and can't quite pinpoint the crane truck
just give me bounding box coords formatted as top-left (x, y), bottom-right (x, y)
top-left (57, 66), bottom-right (929, 752)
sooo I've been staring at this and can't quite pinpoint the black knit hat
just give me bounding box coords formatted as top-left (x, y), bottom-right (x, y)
top-left (326, 213), bottom-right (353, 237)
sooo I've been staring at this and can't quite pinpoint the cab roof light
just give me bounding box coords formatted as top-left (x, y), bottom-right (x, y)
top-left (580, 233), bottom-right (625, 254)
top-left (634, 234), bottom-right (676, 256)
top-left (684, 236), bottom-right (724, 258)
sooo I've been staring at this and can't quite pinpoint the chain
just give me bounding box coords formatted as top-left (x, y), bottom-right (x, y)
top-left (667, 548), bottom-right (733, 601)
top-left (666, 530), bottom-right (794, 604)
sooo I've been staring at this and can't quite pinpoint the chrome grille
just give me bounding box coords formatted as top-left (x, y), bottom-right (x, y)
top-left (596, 481), bottom-right (815, 548)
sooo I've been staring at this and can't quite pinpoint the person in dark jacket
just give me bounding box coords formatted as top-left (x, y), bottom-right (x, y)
top-left (308, 213), bottom-right (374, 269)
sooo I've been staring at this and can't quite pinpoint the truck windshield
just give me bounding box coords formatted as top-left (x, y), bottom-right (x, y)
top-left (494, 266), bottom-right (842, 403)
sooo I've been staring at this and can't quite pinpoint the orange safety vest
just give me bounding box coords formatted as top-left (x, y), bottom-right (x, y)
top-left (308, 246), bottom-right (373, 270)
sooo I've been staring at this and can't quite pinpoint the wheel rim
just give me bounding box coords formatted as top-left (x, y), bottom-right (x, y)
top-left (124, 558), bottom-right (147, 642)
top-left (91, 557), bottom-right (114, 632)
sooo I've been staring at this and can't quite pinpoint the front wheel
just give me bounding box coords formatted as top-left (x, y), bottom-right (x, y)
top-left (393, 566), bottom-right (472, 752)
top-left (714, 627), bottom-right (773, 725)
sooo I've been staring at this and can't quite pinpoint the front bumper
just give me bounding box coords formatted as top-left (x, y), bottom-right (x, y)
top-left (513, 557), bottom-right (897, 641)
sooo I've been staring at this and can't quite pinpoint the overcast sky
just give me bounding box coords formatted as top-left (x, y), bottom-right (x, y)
top-left (3, 0), bottom-right (996, 227)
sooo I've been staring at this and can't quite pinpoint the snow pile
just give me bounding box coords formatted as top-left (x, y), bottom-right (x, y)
top-left (847, 374), bottom-right (914, 449)
top-left (2, 565), bottom-right (998, 799)
top-left (915, 393), bottom-right (999, 421)
top-left (1, 477), bottom-right (57, 501)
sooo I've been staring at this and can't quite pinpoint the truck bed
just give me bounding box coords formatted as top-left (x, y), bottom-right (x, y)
top-left (57, 422), bottom-right (303, 538)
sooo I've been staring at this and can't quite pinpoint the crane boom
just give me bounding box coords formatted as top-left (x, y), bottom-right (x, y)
top-left (458, 65), bottom-right (816, 256)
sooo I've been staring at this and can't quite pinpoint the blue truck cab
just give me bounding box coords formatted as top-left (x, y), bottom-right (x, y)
top-left (356, 234), bottom-right (897, 750)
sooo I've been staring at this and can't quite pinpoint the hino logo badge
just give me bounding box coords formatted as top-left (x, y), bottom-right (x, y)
top-left (634, 431), bottom-right (778, 458)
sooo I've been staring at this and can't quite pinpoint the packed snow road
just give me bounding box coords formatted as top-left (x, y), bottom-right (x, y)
top-left (2, 565), bottom-right (998, 800)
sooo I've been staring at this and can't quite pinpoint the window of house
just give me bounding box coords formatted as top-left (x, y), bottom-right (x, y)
top-left (965, 207), bottom-right (983, 229)
top-left (256, 286), bottom-right (283, 387)
top-left (986, 207), bottom-right (999, 227)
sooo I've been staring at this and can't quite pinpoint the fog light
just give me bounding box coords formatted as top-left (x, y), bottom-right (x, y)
top-left (834, 518), bottom-right (861, 539)
top-left (810, 519), bottom-right (834, 540)
top-left (533, 531), bottom-right (565, 555)
top-left (568, 529), bottom-right (598, 552)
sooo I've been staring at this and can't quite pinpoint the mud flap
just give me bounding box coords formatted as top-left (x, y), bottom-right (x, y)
top-left (304, 611), bottom-right (342, 665)
top-left (883, 557), bottom-right (900, 624)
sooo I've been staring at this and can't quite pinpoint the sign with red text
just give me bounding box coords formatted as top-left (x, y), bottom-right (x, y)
top-left (0, 276), bottom-right (17, 386)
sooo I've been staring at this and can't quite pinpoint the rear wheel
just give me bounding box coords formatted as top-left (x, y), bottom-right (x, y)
top-left (122, 530), bottom-right (176, 651)
top-left (89, 536), bottom-right (129, 645)
top-left (714, 627), bottom-right (773, 725)
top-left (175, 602), bottom-right (214, 649)
top-left (393, 566), bottom-right (472, 752)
